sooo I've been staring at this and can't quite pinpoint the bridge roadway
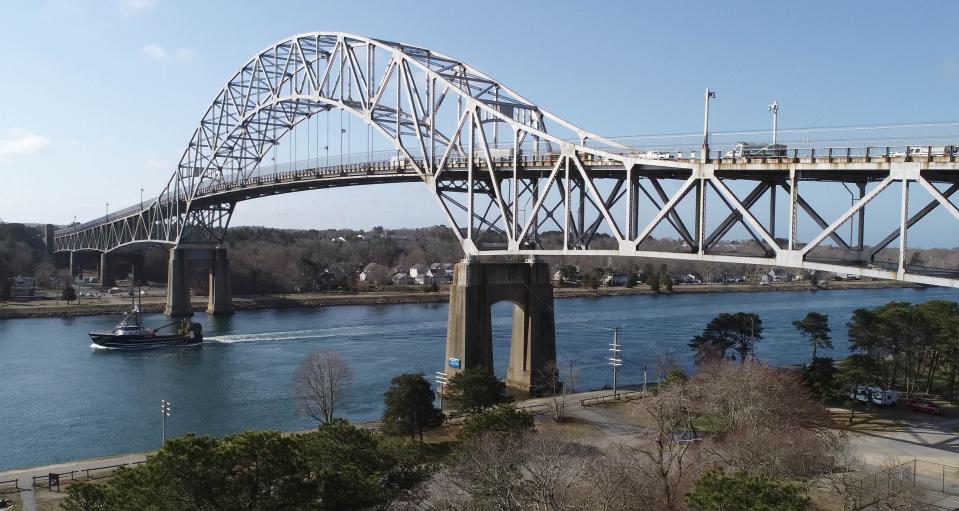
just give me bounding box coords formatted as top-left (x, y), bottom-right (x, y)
top-left (54, 146), bottom-right (959, 248)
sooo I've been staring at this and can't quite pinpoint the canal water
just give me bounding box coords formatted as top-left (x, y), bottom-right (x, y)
top-left (2, 286), bottom-right (958, 471)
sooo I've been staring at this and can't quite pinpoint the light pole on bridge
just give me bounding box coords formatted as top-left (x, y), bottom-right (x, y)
top-left (105, 202), bottom-right (109, 222)
top-left (701, 88), bottom-right (717, 163)
top-left (769, 101), bottom-right (780, 145)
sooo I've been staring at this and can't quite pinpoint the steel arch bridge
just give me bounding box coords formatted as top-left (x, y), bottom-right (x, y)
top-left (54, 32), bottom-right (959, 288)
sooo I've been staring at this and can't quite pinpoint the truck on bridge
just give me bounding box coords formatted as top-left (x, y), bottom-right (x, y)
top-left (724, 142), bottom-right (787, 158)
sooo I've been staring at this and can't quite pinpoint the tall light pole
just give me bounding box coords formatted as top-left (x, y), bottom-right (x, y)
top-left (160, 399), bottom-right (171, 445)
top-left (105, 202), bottom-right (109, 221)
top-left (701, 88), bottom-right (717, 162)
top-left (768, 101), bottom-right (780, 145)
top-left (140, 188), bottom-right (144, 211)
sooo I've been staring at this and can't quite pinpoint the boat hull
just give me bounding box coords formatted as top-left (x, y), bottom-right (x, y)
top-left (89, 329), bottom-right (203, 349)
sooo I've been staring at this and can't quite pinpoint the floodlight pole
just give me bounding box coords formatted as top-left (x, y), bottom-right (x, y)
top-left (769, 101), bottom-right (780, 145)
top-left (701, 88), bottom-right (716, 163)
top-left (161, 399), bottom-right (171, 445)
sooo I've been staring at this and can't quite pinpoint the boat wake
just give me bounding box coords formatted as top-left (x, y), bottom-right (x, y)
top-left (206, 322), bottom-right (445, 345)
top-left (90, 343), bottom-right (117, 350)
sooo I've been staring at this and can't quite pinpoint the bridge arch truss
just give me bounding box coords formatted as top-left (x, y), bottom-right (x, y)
top-left (54, 32), bottom-right (959, 288)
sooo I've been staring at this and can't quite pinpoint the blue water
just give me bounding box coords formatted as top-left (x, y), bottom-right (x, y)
top-left (1, 286), bottom-right (957, 471)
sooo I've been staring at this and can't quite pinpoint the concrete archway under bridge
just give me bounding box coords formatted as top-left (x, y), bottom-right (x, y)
top-left (444, 261), bottom-right (556, 392)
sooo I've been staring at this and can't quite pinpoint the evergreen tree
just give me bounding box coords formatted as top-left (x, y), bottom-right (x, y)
top-left (382, 373), bottom-right (444, 441)
top-left (444, 367), bottom-right (509, 413)
top-left (0, 279), bottom-right (11, 302)
top-left (793, 312), bottom-right (833, 364)
top-left (62, 284), bottom-right (77, 304)
top-left (687, 470), bottom-right (809, 511)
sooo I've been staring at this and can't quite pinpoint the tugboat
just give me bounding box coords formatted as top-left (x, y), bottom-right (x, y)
top-left (89, 286), bottom-right (202, 349)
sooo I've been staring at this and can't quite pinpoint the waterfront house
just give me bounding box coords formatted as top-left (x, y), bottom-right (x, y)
top-left (409, 264), bottom-right (429, 279)
top-left (358, 263), bottom-right (391, 284)
top-left (391, 273), bottom-right (415, 285)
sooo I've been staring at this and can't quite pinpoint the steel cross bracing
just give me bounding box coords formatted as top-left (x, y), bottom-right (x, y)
top-left (53, 32), bottom-right (959, 288)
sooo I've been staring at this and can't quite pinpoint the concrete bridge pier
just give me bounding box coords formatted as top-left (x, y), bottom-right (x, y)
top-left (444, 260), bottom-right (556, 393)
top-left (207, 247), bottom-right (234, 316)
top-left (99, 252), bottom-right (116, 288)
top-left (68, 251), bottom-right (79, 278)
top-left (129, 253), bottom-right (146, 285)
top-left (164, 248), bottom-right (193, 317)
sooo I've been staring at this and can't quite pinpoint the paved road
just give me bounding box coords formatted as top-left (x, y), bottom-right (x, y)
top-left (844, 414), bottom-right (959, 467)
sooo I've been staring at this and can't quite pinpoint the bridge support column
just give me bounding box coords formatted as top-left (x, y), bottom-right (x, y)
top-left (444, 261), bottom-right (556, 393)
top-left (207, 248), bottom-right (234, 316)
top-left (129, 253), bottom-right (146, 285)
top-left (69, 252), bottom-right (79, 278)
top-left (164, 248), bottom-right (193, 317)
top-left (99, 252), bottom-right (116, 288)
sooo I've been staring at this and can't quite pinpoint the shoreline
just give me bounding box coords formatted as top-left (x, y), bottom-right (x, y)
top-left (0, 279), bottom-right (922, 320)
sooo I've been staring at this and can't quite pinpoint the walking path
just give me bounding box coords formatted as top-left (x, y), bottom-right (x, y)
top-left (0, 452), bottom-right (149, 511)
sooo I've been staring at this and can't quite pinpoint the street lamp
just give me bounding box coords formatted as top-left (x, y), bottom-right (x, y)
top-left (105, 202), bottom-right (109, 221)
top-left (768, 101), bottom-right (780, 145)
top-left (702, 88), bottom-right (717, 163)
top-left (140, 188), bottom-right (144, 210)
top-left (160, 399), bottom-right (171, 445)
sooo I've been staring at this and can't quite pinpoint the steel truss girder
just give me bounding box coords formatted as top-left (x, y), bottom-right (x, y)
top-left (51, 33), bottom-right (959, 289)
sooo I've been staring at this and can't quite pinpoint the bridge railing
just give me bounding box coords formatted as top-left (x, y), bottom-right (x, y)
top-left (56, 121), bottom-right (959, 237)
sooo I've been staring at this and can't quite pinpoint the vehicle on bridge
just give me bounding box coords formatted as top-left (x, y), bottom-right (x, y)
top-left (889, 145), bottom-right (958, 157)
top-left (724, 142), bottom-right (787, 158)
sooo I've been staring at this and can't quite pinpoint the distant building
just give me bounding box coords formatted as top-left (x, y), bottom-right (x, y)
top-left (358, 263), bottom-right (391, 284)
top-left (11, 275), bottom-right (36, 298)
top-left (409, 264), bottom-right (429, 279)
top-left (391, 273), bottom-right (415, 285)
top-left (601, 273), bottom-right (628, 286)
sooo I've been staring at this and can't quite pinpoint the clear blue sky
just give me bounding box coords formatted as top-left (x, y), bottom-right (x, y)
top-left (3, 0), bottom-right (959, 236)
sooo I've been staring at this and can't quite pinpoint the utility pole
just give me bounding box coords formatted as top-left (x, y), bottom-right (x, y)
top-left (434, 372), bottom-right (448, 409)
top-left (643, 363), bottom-right (648, 396)
top-left (160, 399), bottom-right (171, 445)
top-left (609, 327), bottom-right (622, 398)
top-left (701, 88), bottom-right (717, 163)
top-left (768, 101), bottom-right (780, 145)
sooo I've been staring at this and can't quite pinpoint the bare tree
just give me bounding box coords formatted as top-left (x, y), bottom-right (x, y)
top-left (541, 360), bottom-right (577, 423)
top-left (626, 381), bottom-right (702, 511)
top-left (293, 349), bottom-right (351, 423)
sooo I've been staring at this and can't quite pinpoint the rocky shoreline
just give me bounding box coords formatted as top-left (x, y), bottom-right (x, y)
top-left (0, 280), bottom-right (921, 319)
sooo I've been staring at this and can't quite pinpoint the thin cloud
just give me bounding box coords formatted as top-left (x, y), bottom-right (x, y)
top-left (140, 44), bottom-right (196, 63)
top-left (0, 129), bottom-right (51, 158)
top-left (115, 0), bottom-right (157, 17)
top-left (938, 58), bottom-right (959, 81)
top-left (140, 44), bottom-right (169, 62)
